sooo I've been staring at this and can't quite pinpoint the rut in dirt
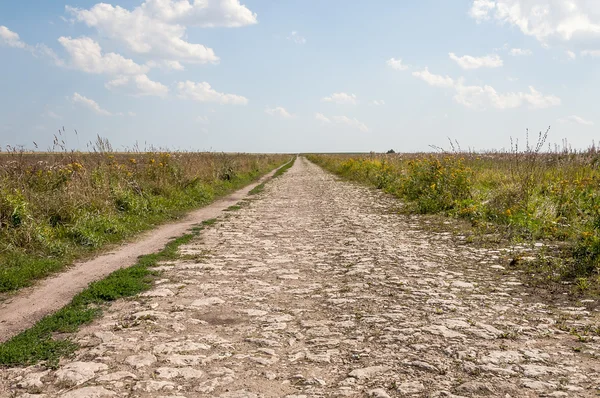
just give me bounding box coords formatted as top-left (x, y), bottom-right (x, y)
top-left (2, 156), bottom-right (599, 398)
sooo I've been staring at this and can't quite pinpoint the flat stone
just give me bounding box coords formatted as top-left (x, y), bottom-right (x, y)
top-left (349, 366), bottom-right (390, 379)
top-left (55, 362), bottom-right (108, 386)
top-left (16, 371), bottom-right (48, 389)
top-left (155, 367), bottom-right (204, 379)
top-left (397, 381), bottom-right (425, 394)
top-left (61, 387), bottom-right (116, 398)
top-left (368, 388), bottom-right (391, 398)
top-left (97, 371), bottom-right (138, 382)
top-left (190, 297), bottom-right (225, 306)
top-left (153, 341), bottom-right (211, 354)
top-left (125, 353), bottom-right (157, 368)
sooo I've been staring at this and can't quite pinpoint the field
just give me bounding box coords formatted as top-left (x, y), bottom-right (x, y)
top-left (308, 139), bottom-right (600, 292)
top-left (0, 144), bottom-right (289, 293)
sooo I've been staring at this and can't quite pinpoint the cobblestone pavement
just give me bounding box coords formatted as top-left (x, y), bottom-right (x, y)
top-left (2, 157), bottom-right (600, 398)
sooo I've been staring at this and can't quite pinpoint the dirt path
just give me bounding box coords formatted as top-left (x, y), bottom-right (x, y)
top-left (3, 157), bottom-right (600, 397)
top-left (0, 163), bottom-right (289, 343)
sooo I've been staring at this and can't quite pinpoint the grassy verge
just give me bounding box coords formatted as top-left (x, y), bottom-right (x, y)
top-left (306, 146), bottom-right (600, 294)
top-left (249, 156), bottom-right (296, 195)
top-left (0, 150), bottom-right (290, 294)
top-left (0, 219), bottom-right (218, 368)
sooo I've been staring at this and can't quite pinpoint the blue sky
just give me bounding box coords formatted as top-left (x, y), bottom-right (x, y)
top-left (1, 0), bottom-right (599, 153)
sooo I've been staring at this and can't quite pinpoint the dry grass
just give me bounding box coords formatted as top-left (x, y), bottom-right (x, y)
top-left (0, 138), bottom-right (289, 293)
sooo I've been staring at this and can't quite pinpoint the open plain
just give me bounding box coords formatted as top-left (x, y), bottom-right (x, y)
top-left (1, 157), bottom-right (599, 398)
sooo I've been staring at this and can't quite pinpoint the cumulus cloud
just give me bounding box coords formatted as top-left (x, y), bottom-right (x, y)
top-left (66, 2), bottom-right (228, 66)
top-left (469, 0), bottom-right (600, 42)
top-left (315, 113), bottom-right (369, 132)
top-left (449, 53), bottom-right (503, 69)
top-left (371, 100), bottom-right (386, 106)
top-left (177, 81), bottom-right (248, 105)
top-left (265, 106), bottom-right (293, 118)
top-left (413, 68), bottom-right (560, 110)
top-left (139, 0), bottom-right (258, 27)
top-left (469, 0), bottom-right (496, 21)
top-left (287, 31), bottom-right (306, 44)
top-left (105, 74), bottom-right (169, 97)
top-left (322, 92), bottom-right (358, 105)
top-left (0, 26), bottom-right (27, 48)
top-left (386, 57), bottom-right (409, 71)
top-left (315, 113), bottom-right (331, 123)
top-left (509, 48), bottom-right (533, 56)
top-left (332, 116), bottom-right (370, 132)
top-left (59, 36), bottom-right (149, 75)
top-left (72, 92), bottom-right (112, 116)
top-left (566, 50), bottom-right (577, 59)
top-left (1, 26), bottom-right (65, 66)
top-left (412, 68), bottom-right (456, 88)
top-left (558, 115), bottom-right (594, 125)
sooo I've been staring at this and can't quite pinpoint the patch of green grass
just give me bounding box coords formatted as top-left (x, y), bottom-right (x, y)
top-left (0, 230), bottom-right (200, 368)
top-left (249, 156), bottom-right (296, 196)
top-left (224, 204), bottom-right (242, 212)
top-left (273, 156), bottom-right (296, 178)
top-left (0, 155), bottom-right (290, 294)
top-left (248, 182), bottom-right (266, 195)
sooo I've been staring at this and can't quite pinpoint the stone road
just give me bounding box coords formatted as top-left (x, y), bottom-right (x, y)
top-left (2, 157), bottom-right (600, 397)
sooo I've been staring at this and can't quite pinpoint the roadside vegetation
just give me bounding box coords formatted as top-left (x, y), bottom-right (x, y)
top-left (308, 130), bottom-right (600, 293)
top-left (249, 156), bottom-right (296, 195)
top-left (0, 136), bottom-right (289, 293)
top-left (0, 220), bottom-right (213, 367)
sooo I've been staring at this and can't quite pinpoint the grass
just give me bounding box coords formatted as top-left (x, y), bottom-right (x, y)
top-left (0, 139), bottom-right (290, 294)
top-left (0, 226), bottom-right (203, 368)
top-left (0, 154), bottom-right (296, 368)
top-left (249, 156), bottom-right (296, 195)
top-left (306, 135), bottom-right (600, 292)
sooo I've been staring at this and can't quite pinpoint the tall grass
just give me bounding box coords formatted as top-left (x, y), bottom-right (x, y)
top-left (0, 137), bottom-right (289, 293)
top-left (307, 135), bottom-right (600, 288)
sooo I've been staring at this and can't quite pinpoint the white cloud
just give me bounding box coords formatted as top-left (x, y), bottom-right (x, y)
top-left (566, 50), bottom-right (577, 59)
top-left (287, 31), bottom-right (306, 44)
top-left (315, 113), bottom-right (369, 131)
top-left (66, 2), bottom-right (227, 66)
top-left (581, 49), bottom-right (600, 57)
top-left (0, 26), bottom-right (27, 48)
top-left (509, 48), bottom-right (533, 56)
top-left (147, 60), bottom-right (185, 71)
top-left (43, 111), bottom-right (62, 119)
top-left (197, 115), bottom-right (209, 124)
top-left (105, 74), bottom-right (169, 97)
top-left (469, 0), bottom-right (496, 21)
top-left (59, 36), bottom-right (149, 75)
top-left (413, 68), bottom-right (560, 110)
top-left (177, 81), bottom-right (248, 105)
top-left (558, 115), bottom-right (594, 125)
top-left (332, 116), bottom-right (370, 132)
top-left (315, 113), bottom-right (331, 123)
top-left (371, 100), bottom-right (386, 106)
top-left (0, 26), bottom-right (65, 66)
top-left (449, 52), bottom-right (503, 69)
top-left (139, 0), bottom-right (258, 27)
top-left (72, 92), bottom-right (112, 116)
top-left (386, 57), bottom-right (409, 71)
top-left (128, 111), bottom-right (137, 117)
top-left (412, 68), bottom-right (455, 88)
top-left (265, 106), bottom-right (293, 118)
top-left (469, 0), bottom-right (600, 42)
top-left (322, 92), bottom-right (358, 105)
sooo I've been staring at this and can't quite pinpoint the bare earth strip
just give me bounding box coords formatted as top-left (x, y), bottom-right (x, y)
top-left (0, 164), bottom-right (288, 343)
top-left (2, 157), bottom-right (600, 397)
